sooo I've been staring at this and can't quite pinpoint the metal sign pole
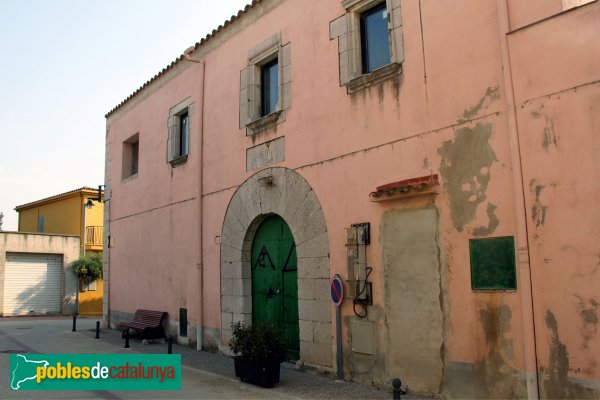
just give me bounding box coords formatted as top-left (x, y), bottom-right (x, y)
top-left (336, 305), bottom-right (343, 380)
top-left (331, 274), bottom-right (344, 380)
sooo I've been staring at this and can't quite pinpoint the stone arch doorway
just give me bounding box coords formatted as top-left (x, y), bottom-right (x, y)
top-left (251, 214), bottom-right (299, 360)
top-left (220, 167), bottom-right (332, 367)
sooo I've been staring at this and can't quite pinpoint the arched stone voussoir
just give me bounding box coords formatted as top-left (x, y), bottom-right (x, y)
top-left (296, 231), bottom-right (330, 259)
top-left (220, 167), bottom-right (332, 366)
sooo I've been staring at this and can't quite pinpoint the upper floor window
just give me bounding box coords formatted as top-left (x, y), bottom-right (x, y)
top-left (168, 98), bottom-right (195, 166)
top-left (179, 111), bottom-right (189, 156)
top-left (361, 3), bottom-right (391, 73)
top-left (240, 32), bottom-right (292, 135)
top-left (131, 141), bottom-right (139, 175)
top-left (261, 58), bottom-right (279, 117)
top-left (122, 133), bottom-right (139, 180)
top-left (330, 0), bottom-right (404, 93)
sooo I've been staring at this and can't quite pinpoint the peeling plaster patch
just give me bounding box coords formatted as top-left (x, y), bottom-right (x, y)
top-left (472, 304), bottom-right (525, 398)
top-left (530, 180), bottom-right (547, 228)
top-left (439, 123), bottom-right (497, 232)
top-left (540, 311), bottom-right (598, 398)
top-left (473, 203), bottom-right (500, 237)
top-left (458, 86), bottom-right (500, 124)
top-left (422, 157), bottom-right (429, 169)
top-left (543, 310), bottom-right (571, 399)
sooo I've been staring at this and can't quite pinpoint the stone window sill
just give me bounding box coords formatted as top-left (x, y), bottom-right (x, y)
top-left (121, 173), bottom-right (138, 184)
top-left (169, 154), bottom-right (188, 167)
top-left (347, 62), bottom-right (402, 94)
top-left (246, 110), bottom-right (283, 136)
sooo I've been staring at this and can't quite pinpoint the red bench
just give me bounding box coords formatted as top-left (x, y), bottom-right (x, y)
top-left (120, 309), bottom-right (168, 340)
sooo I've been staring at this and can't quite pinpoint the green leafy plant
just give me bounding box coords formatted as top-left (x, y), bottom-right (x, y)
top-left (71, 253), bottom-right (103, 283)
top-left (229, 321), bottom-right (287, 362)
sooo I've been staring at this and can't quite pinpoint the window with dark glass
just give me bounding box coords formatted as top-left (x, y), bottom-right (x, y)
top-left (261, 59), bottom-right (279, 116)
top-left (361, 3), bottom-right (391, 73)
top-left (179, 111), bottom-right (189, 156)
top-left (130, 140), bottom-right (139, 176)
top-left (122, 133), bottom-right (139, 179)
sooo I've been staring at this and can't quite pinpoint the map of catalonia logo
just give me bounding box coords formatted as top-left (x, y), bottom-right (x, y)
top-left (9, 353), bottom-right (181, 391)
top-left (11, 354), bottom-right (49, 390)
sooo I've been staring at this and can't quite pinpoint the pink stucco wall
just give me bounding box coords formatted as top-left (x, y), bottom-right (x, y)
top-left (107, 62), bottom-right (204, 335)
top-left (509, 3), bottom-right (600, 397)
top-left (105, 0), bottom-right (600, 397)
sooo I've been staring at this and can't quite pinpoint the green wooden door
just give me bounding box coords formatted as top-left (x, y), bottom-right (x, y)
top-left (251, 215), bottom-right (299, 361)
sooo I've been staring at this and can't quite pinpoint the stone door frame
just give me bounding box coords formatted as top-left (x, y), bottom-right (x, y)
top-left (220, 167), bottom-right (333, 366)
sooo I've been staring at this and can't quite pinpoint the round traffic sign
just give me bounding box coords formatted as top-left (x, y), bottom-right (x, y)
top-left (330, 274), bottom-right (344, 307)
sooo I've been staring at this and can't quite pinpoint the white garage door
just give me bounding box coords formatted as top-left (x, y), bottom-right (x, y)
top-left (3, 253), bottom-right (62, 316)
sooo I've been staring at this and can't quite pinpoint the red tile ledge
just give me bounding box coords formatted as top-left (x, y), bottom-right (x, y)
top-left (369, 174), bottom-right (439, 202)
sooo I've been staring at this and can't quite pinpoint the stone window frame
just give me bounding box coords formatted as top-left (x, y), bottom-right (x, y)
top-left (167, 98), bottom-right (195, 167)
top-left (240, 32), bottom-right (292, 136)
top-left (330, 0), bottom-right (404, 93)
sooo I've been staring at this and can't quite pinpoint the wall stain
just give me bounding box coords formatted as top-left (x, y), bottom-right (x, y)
top-left (480, 305), bottom-right (515, 360)
top-left (439, 123), bottom-right (497, 232)
top-left (473, 203), bottom-right (500, 236)
top-left (422, 157), bottom-right (429, 170)
top-left (391, 75), bottom-right (401, 100)
top-left (541, 310), bottom-right (598, 399)
top-left (377, 82), bottom-right (385, 105)
top-left (542, 116), bottom-right (558, 151)
top-left (530, 179), bottom-right (548, 227)
top-left (543, 310), bottom-right (570, 398)
top-left (457, 86), bottom-right (500, 124)
top-left (531, 110), bottom-right (558, 152)
top-left (574, 295), bottom-right (599, 355)
top-left (473, 304), bottom-right (525, 399)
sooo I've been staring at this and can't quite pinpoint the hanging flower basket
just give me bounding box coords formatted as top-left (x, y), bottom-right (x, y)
top-left (70, 253), bottom-right (103, 283)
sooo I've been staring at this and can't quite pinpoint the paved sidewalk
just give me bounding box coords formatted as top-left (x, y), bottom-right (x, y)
top-left (0, 316), bottom-right (423, 399)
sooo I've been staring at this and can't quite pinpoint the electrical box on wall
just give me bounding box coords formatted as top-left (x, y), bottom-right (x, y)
top-left (353, 222), bottom-right (370, 245)
top-left (345, 222), bottom-right (371, 302)
top-left (345, 226), bottom-right (358, 246)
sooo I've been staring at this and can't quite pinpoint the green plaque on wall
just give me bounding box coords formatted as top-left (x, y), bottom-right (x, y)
top-left (470, 236), bottom-right (516, 290)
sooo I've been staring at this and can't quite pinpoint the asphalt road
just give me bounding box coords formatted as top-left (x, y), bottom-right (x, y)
top-left (0, 317), bottom-right (293, 399)
top-left (0, 316), bottom-right (422, 400)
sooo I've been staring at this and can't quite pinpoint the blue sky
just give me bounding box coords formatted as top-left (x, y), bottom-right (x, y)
top-left (0, 0), bottom-right (250, 230)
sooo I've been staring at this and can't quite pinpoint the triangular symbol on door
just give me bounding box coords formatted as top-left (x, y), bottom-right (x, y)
top-left (252, 245), bottom-right (275, 271)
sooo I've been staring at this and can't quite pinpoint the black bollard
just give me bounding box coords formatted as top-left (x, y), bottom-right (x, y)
top-left (72, 314), bottom-right (77, 332)
top-left (124, 329), bottom-right (130, 349)
top-left (95, 321), bottom-right (100, 339)
top-left (392, 378), bottom-right (403, 400)
top-left (167, 338), bottom-right (172, 354)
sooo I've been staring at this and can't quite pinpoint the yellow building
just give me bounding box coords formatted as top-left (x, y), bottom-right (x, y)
top-left (15, 187), bottom-right (104, 316)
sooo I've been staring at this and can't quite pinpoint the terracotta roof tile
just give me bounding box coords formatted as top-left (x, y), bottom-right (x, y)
top-left (15, 187), bottom-right (103, 211)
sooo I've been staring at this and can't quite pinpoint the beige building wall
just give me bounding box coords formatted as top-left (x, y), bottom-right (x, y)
top-left (0, 232), bottom-right (80, 315)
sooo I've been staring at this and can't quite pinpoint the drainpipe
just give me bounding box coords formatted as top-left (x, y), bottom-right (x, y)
top-left (496, 1), bottom-right (539, 398)
top-left (104, 123), bottom-right (110, 329)
top-left (184, 46), bottom-right (205, 350)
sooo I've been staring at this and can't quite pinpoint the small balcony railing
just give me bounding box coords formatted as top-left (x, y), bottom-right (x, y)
top-left (85, 226), bottom-right (103, 246)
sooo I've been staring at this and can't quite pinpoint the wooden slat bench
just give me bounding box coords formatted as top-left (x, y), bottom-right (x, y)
top-left (120, 309), bottom-right (168, 341)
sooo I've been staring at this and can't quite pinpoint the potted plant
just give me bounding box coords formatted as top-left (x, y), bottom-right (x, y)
top-left (229, 321), bottom-right (287, 388)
